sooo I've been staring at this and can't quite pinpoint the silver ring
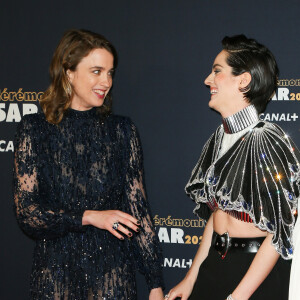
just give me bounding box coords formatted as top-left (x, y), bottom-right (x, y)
top-left (112, 222), bottom-right (119, 230)
top-left (164, 295), bottom-right (169, 299)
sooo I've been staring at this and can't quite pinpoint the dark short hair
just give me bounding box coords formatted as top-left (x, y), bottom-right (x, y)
top-left (222, 35), bottom-right (278, 113)
top-left (40, 29), bottom-right (118, 124)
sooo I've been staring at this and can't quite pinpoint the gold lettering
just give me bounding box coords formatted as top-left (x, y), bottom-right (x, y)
top-left (278, 79), bottom-right (289, 86)
top-left (24, 92), bottom-right (37, 101)
top-left (9, 92), bottom-right (16, 101)
top-left (0, 89), bottom-right (43, 102)
top-left (277, 79), bottom-right (300, 87)
top-left (37, 92), bottom-right (44, 100)
top-left (173, 219), bottom-right (183, 227)
top-left (154, 215), bottom-right (205, 228)
top-left (1, 88), bottom-right (9, 101)
top-left (153, 215), bottom-right (159, 226)
top-left (183, 219), bottom-right (191, 227)
top-left (16, 88), bottom-right (24, 101)
top-left (165, 216), bottom-right (172, 226)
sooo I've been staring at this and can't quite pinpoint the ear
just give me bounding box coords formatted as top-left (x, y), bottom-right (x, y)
top-left (239, 72), bottom-right (251, 89)
top-left (66, 70), bottom-right (74, 83)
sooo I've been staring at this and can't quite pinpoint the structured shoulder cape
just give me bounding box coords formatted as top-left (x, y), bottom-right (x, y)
top-left (186, 121), bottom-right (300, 259)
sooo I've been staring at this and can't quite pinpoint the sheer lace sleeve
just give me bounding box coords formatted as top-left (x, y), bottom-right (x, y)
top-left (123, 120), bottom-right (164, 291)
top-left (13, 116), bottom-right (86, 240)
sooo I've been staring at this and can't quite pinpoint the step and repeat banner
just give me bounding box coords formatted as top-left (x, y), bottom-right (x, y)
top-left (1, 1), bottom-right (300, 299)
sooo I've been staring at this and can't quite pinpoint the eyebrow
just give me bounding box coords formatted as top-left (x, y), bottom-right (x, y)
top-left (90, 66), bottom-right (115, 71)
top-left (212, 63), bottom-right (223, 69)
top-left (90, 66), bottom-right (104, 69)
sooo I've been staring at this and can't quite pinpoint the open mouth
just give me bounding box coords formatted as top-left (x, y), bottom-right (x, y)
top-left (93, 89), bottom-right (106, 98)
top-left (210, 88), bottom-right (218, 95)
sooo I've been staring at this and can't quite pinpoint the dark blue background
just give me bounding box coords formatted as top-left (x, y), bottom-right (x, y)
top-left (1, 1), bottom-right (300, 298)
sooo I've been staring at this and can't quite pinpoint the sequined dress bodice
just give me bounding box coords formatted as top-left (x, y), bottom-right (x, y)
top-left (13, 108), bottom-right (164, 299)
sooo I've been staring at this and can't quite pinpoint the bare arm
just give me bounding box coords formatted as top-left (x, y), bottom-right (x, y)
top-left (167, 214), bottom-right (214, 300)
top-left (231, 234), bottom-right (279, 300)
top-left (185, 213), bottom-right (214, 281)
top-left (149, 287), bottom-right (164, 300)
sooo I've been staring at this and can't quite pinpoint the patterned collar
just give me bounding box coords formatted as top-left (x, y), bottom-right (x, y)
top-left (222, 105), bottom-right (259, 134)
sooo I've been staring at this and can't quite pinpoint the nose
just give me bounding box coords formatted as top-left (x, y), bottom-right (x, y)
top-left (100, 73), bottom-right (112, 88)
top-left (204, 72), bottom-right (213, 86)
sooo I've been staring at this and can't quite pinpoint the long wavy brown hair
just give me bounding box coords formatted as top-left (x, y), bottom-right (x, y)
top-left (40, 29), bottom-right (118, 124)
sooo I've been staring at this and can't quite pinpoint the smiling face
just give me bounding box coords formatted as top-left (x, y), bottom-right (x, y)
top-left (68, 48), bottom-right (114, 111)
top-left (204, 50), bottom-right (249, 118)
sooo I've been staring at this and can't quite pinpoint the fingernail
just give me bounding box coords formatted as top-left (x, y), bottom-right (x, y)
top-left (136, 228), bottom-right (140, 232)
top-left (136, 220), bottom-right (141, 225)
top-left (120, 237), bottom-right (124, 240)
top-left (128, 232), bottom-right (133, 237)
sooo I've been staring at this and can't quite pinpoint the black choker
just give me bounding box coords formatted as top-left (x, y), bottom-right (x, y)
top-left (222, 105), bottom-right (259, 134)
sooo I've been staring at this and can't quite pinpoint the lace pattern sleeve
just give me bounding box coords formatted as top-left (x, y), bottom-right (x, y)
top-left (13, 116), bottom-right (86, 240)
top-left (123, 120), bottom-right (164, 291)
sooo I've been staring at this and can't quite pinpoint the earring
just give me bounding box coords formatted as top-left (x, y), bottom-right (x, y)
top-left (66, 84), bottom-right (72, 97)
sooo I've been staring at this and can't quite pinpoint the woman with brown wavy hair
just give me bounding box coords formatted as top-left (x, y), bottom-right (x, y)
top-left (13, 29), bottom-right (164, 300)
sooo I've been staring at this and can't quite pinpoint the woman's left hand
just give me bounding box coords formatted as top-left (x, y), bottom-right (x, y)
top-left (149, 287), bottom-right (164, 300)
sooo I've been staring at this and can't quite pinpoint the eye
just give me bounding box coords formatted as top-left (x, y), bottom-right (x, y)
top-left (108, 70), bottom-right (115, 77)
top-left (214, 69), bottom-right (221, 74)
top-left (93, 70), bottom-right (100, 75)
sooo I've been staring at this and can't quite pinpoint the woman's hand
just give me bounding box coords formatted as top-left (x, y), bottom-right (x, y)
top-left (82, 210), bottom-right (140, 239)
top-left (165, 214), bottom-right (213, 299)
top-left (149, 287), bottom-right (164, 300)
top-left (166, 277), bottom-right (195, 300)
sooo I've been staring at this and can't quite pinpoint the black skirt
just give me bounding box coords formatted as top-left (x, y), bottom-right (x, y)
top-left (189, 246), bottom-right (291, 299)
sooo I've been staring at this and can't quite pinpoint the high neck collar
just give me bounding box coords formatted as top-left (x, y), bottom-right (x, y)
top-left (222, 105), bottom-right (259, 134)
top-left (66, 107), bottom-right (98, 119)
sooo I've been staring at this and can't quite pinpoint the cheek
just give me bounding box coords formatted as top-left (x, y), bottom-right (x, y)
top-left (79, 76), bottom-right (95, 91)
top-left (108, 76), bottom-right (113, 87)
top-left (71, 73), bottom-right (83, 90)
top-left (73, 80), bottom-right (85, 93)
top-left (215, 74), bottom-right (226, 83)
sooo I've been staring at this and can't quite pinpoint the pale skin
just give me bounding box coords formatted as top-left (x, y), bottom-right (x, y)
top-left (166, 50), bottom-right (280, 300)
top-left (69, 48), bottom-right (164, 299)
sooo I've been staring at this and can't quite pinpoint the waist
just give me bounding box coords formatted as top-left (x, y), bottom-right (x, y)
top-left (213, 209), bottom-right (266, 237)
top-left (207, 199), bottom-right (253, 223)
top-left (212, 231), bottom-right (265, 259)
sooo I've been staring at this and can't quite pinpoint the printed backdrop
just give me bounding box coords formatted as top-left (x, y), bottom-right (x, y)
top-left (1, 1), bottom-right (300, 299)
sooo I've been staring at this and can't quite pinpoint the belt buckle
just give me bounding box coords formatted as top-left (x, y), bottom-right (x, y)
top-left (214, 232), bottom-right (230, 259)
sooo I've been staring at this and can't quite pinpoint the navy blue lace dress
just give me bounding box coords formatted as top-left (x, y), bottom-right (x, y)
top-left (13, 108), bottom-right (164, 300)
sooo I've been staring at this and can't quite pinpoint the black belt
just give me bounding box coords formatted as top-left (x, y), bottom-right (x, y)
top-left (212, 231), bottom-right (266, 259)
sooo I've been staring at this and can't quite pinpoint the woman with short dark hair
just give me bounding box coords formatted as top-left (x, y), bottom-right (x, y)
top-left (13, 29), bottom-right (164, 300)
top-left (166, 35), bottom-right (300, 300)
